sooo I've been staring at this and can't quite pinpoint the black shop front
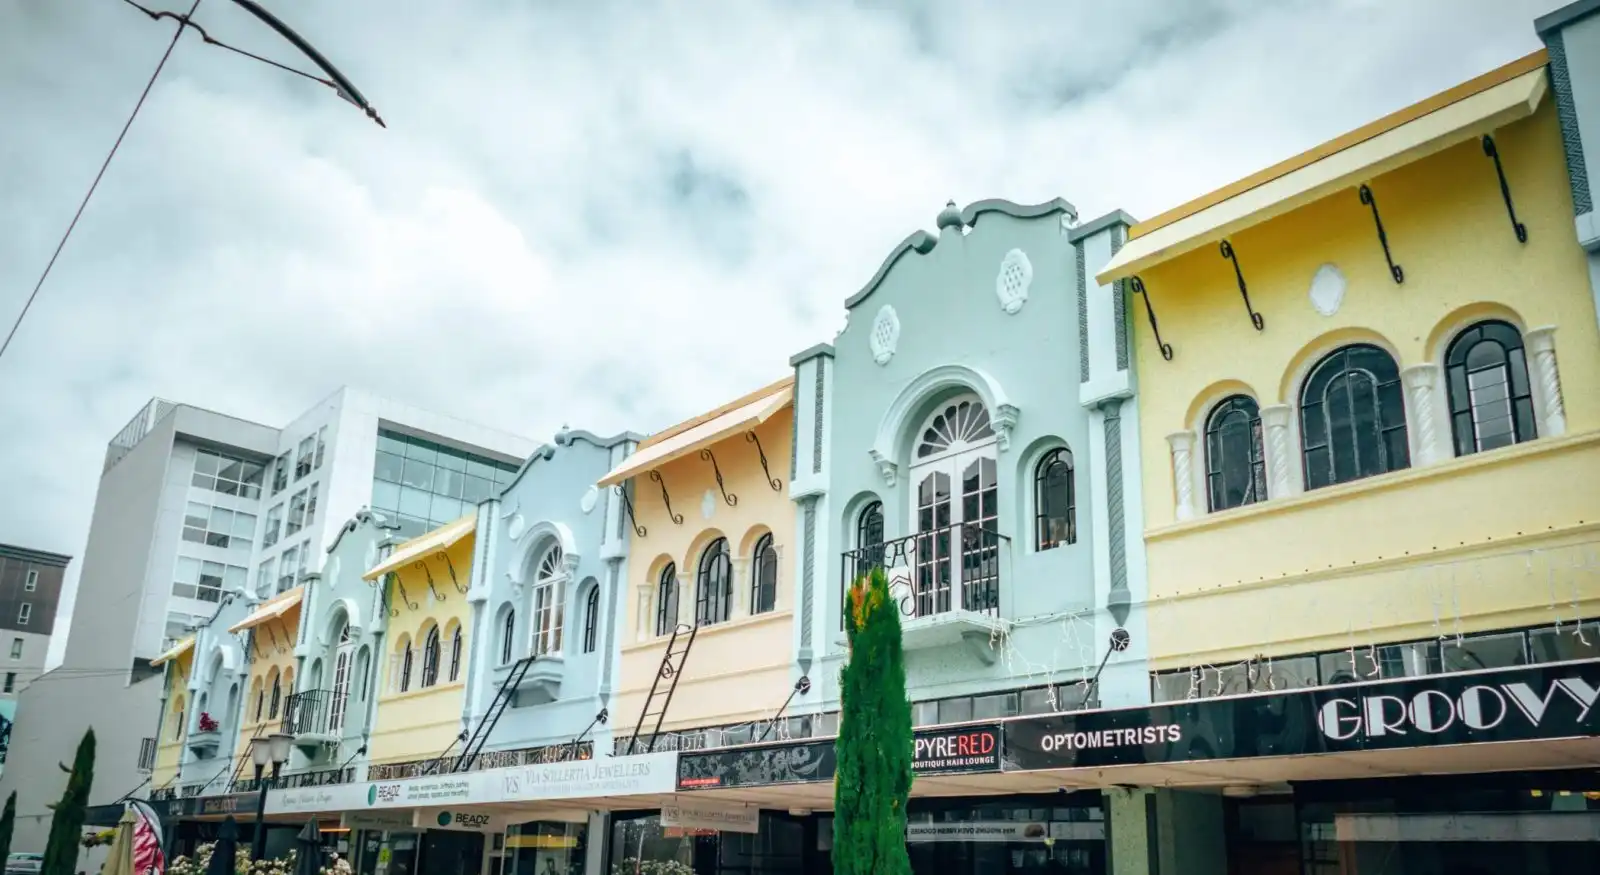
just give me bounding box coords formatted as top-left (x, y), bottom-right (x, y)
top-left (607, 660), bottom-right (1600, 875)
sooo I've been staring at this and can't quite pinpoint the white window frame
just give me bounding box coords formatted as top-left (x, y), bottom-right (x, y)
top-left (17, 604), bottom-right (30, 625)
top-left (901, 394), bottom-right (1000, 616)
top-left (23, 570), bottom-right (37, 592)
top-left (531, 547), bottom-right (567, 657)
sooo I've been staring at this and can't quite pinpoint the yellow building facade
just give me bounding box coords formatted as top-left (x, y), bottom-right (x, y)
top-left (150, 640), bottom-right (193, 790)
top-left (363, 515), bottom-right (475, 769)
top-left (230, 587), bottom-right (304, 759)
top-left (1098, 51), bottom-right (1600, 690)
top-left (602, 378), bottom-right (801, 749)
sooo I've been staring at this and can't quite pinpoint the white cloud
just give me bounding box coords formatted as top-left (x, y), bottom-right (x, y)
top-left (0, 0), bottom-right (1558, 651)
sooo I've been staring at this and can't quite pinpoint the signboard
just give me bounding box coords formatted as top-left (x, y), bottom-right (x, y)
top-left (197, 793), bottom-right (256, 816)
top-left (267, 752), bottom-right (679, 815)
top-left (677, 725), bottom-right (1002, 790)
top-left (1004, 661), bottom-right (1600, 771)
top-left (342, 810), bottom-right (415, 832)
top-left (414, 809), bottom-right (511, 833)
top-left (661, 800), bottom-right (760, 834)
top-left (904, 821), bottom-right (1105, 843)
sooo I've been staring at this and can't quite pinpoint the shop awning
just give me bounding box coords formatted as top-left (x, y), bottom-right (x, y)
top-left (1097, 51), bottom-right (1549, 283)
top-left (362, 512), bottom-right (477, 581)
top-left (598, 379), bottom-right (793, 488)
top-left (150, 636), bottom-right (194, 667)
top-left (227, 586), bottom-right (304, 634)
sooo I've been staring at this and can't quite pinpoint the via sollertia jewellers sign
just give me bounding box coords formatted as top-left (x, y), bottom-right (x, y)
top-left (266, 752), bottom-right (679, 815)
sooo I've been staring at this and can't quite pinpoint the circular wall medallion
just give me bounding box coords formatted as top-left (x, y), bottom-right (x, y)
top-left (507, 513), bottom-right (527, 541)
top-left (1308, 263), bottom-right (1346, 317)
top-left (579, 485), bottom-right (600, 515)
top-left (868, 305), bottom-right (900, 366)
top-left (996, 249), bottom-right (1033, 315)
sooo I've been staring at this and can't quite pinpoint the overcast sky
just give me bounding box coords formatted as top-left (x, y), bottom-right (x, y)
top-left (0, 0), bottom-right (1558, 635)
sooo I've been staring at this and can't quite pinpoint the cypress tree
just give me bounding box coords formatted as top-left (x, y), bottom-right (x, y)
top-left (40, 729), bottom-right (95, 875)
top-left (0, 791), bottom-right (16, 868)
top-left (833, 567), bottom-right (912, 875)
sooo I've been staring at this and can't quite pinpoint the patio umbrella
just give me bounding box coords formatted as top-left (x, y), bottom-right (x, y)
top-left (292, 819), bottom-right (322, 875)
top-left (207, 818), bottom-right (240, 875)
top-left (100, 811), bottom-right (139, 875)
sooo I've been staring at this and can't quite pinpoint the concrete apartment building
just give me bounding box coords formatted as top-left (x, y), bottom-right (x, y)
top-left (0, 544), bottom-right (70, 777)
top-left (0, 388), bottom-right (534, 855)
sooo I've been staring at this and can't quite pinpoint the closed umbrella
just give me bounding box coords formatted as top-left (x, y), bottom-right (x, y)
top-left (291, 820), bottom-right (322, 875)
top-left (100, 811), bottom-right (139, 875)
top-left (206, 818), bottom-right (240, 875)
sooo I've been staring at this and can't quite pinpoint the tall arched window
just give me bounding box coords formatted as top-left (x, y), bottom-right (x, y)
top-left (751, 534), bottom-right (778, 614)
top-left (420, 625), bottom-right (441, 688)
top-left (582, 586), bottom-right (600, 654)
top-left (1033, 448), bottom-right (1075, 550)
top-left (696, 539), bottom-right (733, 626)
top-left (448, 626), bottom-right (463, 682)
top-left (356, 648), bottom-right (371, 701)
top-left (171, 696), bottom-right (186, 740)
top-left (1445, 320), bottom-right (1536, 456)
top-left (910, 395), bottom-right (999, 616)
top-left (1204, 396), bottom-right (1266, 511)
top-left (398, 639), bottom-right (414, 693)
top-left (251, 679), bottom-right (264, 723)
top-left (655, 563), bottom-right (678, 636)
top-left (329, 621), bottom-right (354, 733)
top-left (499, 609), bottom-right (516, 665)
top-left (268, 672), bottom-right (282, 720)
top-left (533, 545), bottom-right (566, 656)
top-left (1300, 344), bottom-right (1409, 490)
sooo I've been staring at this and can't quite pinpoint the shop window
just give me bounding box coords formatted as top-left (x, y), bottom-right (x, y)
top-left (1034, 447), bottom-right (1076, 549)
top-left (1529, 623), bottom-right (1600, 663)
top-left (654, 563), bottom-right (678, 636)
top-left (1446, 320), bottom-right (1536, 456)
top-left (1204, 395), bottom-right (1266, 511)
top-left (1442, 630), bottom-right (1528, 673)
top-left (1300, 344), bottom-right (1409, 489)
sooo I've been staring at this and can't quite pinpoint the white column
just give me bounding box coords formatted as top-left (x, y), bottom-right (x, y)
top-left (1526, 326), bottom-right (1568, 437)
top-left (729, 558), bottom-right (751, 619)
top-left (1165, 431), bottom-right (1198, 521)
top-left (1260, 404), bottom-right (1296, 498)
top-left (1401, 363), bottom-right (1446, 465)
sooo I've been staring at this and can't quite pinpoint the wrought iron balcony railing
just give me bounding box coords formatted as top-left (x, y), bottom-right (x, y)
top-left (232, 766), bottom-right (356, 794)
top-left (841, 521), bottom-right (1007, 621)
top-left (283, 689), bottom-right (337, 737)
top-left (137, 737), bottom-right (157, 772)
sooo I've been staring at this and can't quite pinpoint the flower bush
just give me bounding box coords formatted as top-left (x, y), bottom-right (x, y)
top-left (165, 843), bottom-right (351, 875)
top-left (196, 713), bottom-right (220, 733)
top-left (611, 858), bottom-right (695, 875)
top-left (79, 830), bottom-right (115, 849)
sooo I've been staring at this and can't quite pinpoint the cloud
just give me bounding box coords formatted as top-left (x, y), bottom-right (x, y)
top-left (0, 0), bottom-right (1557, 645)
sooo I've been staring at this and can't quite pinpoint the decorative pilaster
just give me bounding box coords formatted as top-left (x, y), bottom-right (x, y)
top-left (1260, 404), bottom-right (1296, 498)
top-left (1526, 326), bottom-right (1568, 437)
top-left (1400, 363), bottom-right (1445, 465)
top-left (1165, 431), bottom-right (1197, 521)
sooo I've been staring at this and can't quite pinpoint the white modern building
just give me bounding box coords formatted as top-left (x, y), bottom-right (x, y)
top-left (0, 387), bottom-right (535, 855)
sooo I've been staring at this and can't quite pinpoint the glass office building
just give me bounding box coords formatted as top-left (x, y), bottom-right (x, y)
top-left (371, 429), bottom-right (521, 539)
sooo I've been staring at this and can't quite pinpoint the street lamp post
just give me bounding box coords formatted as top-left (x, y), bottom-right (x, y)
top-left (249, 732), bottom-right (294, 862)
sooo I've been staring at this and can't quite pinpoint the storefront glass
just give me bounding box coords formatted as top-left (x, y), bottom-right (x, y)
top-left (502, 819), bottom-right (589, 875)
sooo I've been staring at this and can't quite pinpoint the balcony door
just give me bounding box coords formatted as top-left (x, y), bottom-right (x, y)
top-left (328, 623), bottom-right (353, 734)
top-left (902, 395), bottom-right (1000, 617)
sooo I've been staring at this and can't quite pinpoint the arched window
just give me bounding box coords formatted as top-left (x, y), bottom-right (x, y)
top-left (355, 648), bottom-right (371, 701)
top-left (171, 696), bottom-right (186, 740)
top-left (1445, 320), bottom-right (1536, 456)
top-left (750, 534), bottom-right (778, 614)
top-left (582, 586), bottom-right (600, 654)
top-left (910, 395), bottom-right (1000, 617)
top-left (1300, 344), bottom-right (1409, 490)
top-left (500, 609), bottom-right (516, 665)
top-left (398, 639), bottom-right (414, 693)
top-left (1204, 396), bottom-right (1266, 511)
top-left (655, 563), bottom-right (678, 636)
top-left (695, 539), bottom-right (733, 626)
top-left (1034, 448), bottom-right (1076, 549)
top-left (449, 626), bottom-right (463, 682)
top-left (329, 621), bottom-right (354, 733)
top-left (268, 672), bottom-right (282, 719)
top-left (251, 679), bottom-right (264, 723)
top-left (420, 625), bottom-right (441, 688)
top-left (533, 545), bottom-right (567, 656)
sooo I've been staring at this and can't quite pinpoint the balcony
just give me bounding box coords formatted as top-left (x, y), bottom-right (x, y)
top-left (283, 689), bottom-right (345, 749)
top-left (232, 766), bottom-right (356, 794)
top-left (185, 729), bottom-right (221, 759)
top-left (492, 653), bottom-right (564, 706)
top-left (137, 737), bottom-right (157, 772)
top-left (842, 522), bottom-right (1010, 657)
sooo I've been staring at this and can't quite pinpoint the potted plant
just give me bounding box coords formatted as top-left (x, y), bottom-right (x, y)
top-left (187, 713), bottom-right (222, 758)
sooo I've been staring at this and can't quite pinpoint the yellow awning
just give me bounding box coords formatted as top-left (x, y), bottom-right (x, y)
top-left (598, 381), bottom-right (794, 487)
top-left (1098, 53), bottom-right (1549, 283)
top-left (363, 512), bottom-right (478, 581)
top-left (227, 586), bottom-right (304, 634)
top-left (151, 637), bottom-right (194, 667)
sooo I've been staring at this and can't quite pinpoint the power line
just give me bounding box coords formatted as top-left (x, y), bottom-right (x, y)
top-left (0, 0), bottom-right (204, 366)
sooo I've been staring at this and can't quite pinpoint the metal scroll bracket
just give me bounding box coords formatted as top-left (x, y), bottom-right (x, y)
top-left (386, 571), bottom-right (418, 618)
top-left (1482, 134), bottom-right (1528, 243)
top-left (1127, 276), bottom-right (1174, 360)
top-left (746, 431), bottom-right (783, 491)
top-left (413, 560), bottom-right (444, 603)
top-left (700, 448), bottom-right (739, 506)
top-left (613, 484), bottom-right (647, 538)
top-left (441, 551), bottom-right (469, 595)
top-left (650, 469), bottom-right (684, 525)
top-left (1358, 184), bottom-right (1404, 284)
top-left (1218, 240), bottom-right (1264, 331)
